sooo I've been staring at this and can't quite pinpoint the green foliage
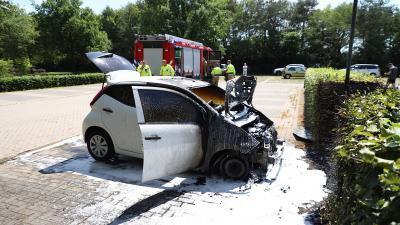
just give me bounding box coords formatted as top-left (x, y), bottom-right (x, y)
top-left (100, 4), bottom-right (140, 59)
top-left (2, 0), bottom-right (400, 74)
top-left (33, 0), bottom-right (111, 69)
top-left (305, 3), bottom-right (352, 67)
top-left (304, 68), bottom-right (399, 224)
top-left (0, 2), bottom-right (37, 61)
top-left (330, 90), bottom-right (400, 224)
top-left (304, 68), bottom-right (383, 140)
top-left (0, 73), bottom-right (103, 92)
top-left (13, 57), bottom-right (31, 75)
top-left (0, 59), bottom-right (14, 77)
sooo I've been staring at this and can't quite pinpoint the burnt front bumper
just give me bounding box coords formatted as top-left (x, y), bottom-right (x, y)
top-left (255, 136), bottom-right (285, 178)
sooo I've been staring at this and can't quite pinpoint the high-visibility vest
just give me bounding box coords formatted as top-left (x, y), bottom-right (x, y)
top-left (137, 65), bottom-right (152, 76)
top-left (226, 64), bottom-right (236, 75)
top-left (211, 67), bottom-right (222, 76)
top-left (160, 64), bottom-right (175, 76)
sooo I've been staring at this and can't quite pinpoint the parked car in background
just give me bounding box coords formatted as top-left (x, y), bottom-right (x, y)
top-left (351, 64), bottom-right (381, 76)
top-left (286, 64), bottom-right (306, 70)
top-left (83, 52), bottom-right (284, 182)
top-left (273, 68), bottom-right (284, 76)
top-left (283, 65), bottom-right (306, 79)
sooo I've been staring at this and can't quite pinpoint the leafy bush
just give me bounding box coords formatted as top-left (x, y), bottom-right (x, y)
top-left (0, 73), bottom-right (103, 92)
top-left (304, 68), bottom-right (383, 143)
top-left (14, 57), bottom-right (32, 75)
top-left (331, 90), bottom-right (400, 224)
top-left (304, 68), bottom-right (400, 224)
top-left (0, 59), bottom-right (14, 77)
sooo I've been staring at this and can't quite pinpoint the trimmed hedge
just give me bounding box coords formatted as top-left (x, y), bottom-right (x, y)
top-left (304, 68), bottom-right (400, 224)
top-left (0, 73), bottom-right (103, 92)
top-left (304, 68), bottom-right (384, 144)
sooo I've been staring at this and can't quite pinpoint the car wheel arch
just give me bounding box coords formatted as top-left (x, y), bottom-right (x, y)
top-left (210, 149), bottom-right (251, 170)
top-left (84, 126), bottom-right (111, 143)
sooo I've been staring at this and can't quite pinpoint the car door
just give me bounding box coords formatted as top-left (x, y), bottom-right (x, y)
top-left (136, 87), bottom-right (205, 182)
top-left (100, 85), bottom-right (142, 153)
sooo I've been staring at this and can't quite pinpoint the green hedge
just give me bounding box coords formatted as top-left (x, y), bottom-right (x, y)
top-left (304, 68), bottom-right (383, 144)
top-left (331, 90), bottom-right (400, 224)
top-left (0, 73), bottom-right (103, 92)
top-left (304, 68), bottom-right (400, 224)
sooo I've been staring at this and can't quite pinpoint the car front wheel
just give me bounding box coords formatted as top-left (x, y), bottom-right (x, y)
top-left (284, 74), bottom-right (291, 79)
top-left (220, 154), bottom-right (249, 180)
top-left (87, 130), bottom-right (115, 161)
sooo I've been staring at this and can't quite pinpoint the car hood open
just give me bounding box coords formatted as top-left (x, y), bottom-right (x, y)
top-left (86, 52), bottom-right (136, 74)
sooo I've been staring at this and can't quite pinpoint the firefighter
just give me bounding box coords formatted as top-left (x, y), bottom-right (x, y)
top-left (160, 60), bottom-right (175, 76)
top-left (137, 61), bottom-right (152, 76)
top-left (211, 63), bottom-right (222, 86)
top-left (226, 60), bottom-right (236, 81)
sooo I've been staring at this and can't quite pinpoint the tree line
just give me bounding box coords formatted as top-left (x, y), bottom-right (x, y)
top-left (0, 0), bottom-right (399, 75)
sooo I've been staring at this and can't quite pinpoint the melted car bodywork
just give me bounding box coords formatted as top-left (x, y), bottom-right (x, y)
top-left (193, 76), bottom-right (282, 176)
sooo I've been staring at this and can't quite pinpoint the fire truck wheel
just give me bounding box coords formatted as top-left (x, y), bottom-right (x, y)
top-left (220, 154), bottom-right (249, 180)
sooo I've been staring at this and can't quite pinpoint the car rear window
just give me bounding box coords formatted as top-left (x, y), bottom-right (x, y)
top-left (138, 89), bottom-right (203, 124)
top-left (104, 85), bottom-right (135, 107)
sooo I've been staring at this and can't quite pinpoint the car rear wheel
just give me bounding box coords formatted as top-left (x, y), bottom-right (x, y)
top-left (276, 71), bottom-right (282, 76)
top-left (87, 130), bottom-right (115, 161)
top-left (220, 154), bottom-right (249, 180)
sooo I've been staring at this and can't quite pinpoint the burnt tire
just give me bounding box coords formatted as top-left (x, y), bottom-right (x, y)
top-left (220, 154), bottom-right (249, 180)
top-left (86, 129), bottom-right (115, 162)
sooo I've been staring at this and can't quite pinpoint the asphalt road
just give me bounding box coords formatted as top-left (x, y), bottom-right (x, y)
top-left (0, 76), bottom-right (303, 161)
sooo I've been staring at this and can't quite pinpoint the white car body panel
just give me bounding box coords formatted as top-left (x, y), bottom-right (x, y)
top-left (351, 64), bottom-right (381, 76)
top-left (97, 94), bottom-right (143, 154)
top-left (106, 70), bottom-right (140, 84)
top-left (141, 124), bottom-right (203, 182)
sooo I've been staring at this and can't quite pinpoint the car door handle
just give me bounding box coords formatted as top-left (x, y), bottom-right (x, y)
top-left (145, 135), bottom-right (161, 141)
top-left (102, 107), bottom-right (113, 113)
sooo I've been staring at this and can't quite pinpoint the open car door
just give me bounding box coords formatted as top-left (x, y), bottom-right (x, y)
top-left (135, 87), bottom-right (205, 182)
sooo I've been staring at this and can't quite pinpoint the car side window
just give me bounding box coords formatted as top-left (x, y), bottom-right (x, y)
top-left (288, 67), bottom-right (295, 71)
top-left (104, 85), bottom-right (135, 107)
top-left (138, 89), bottom-right (203, 124)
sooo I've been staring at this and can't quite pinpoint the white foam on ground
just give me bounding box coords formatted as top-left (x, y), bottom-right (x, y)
top-left (120, 145), bottom-right (328, 225)
top-left (7, 138), bottom-right (328, 225)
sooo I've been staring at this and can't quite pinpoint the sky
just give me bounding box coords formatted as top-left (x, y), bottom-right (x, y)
top-left (10, 0), bottom-right (400, 14)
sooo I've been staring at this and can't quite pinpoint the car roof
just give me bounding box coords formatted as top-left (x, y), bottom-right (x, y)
top-left (287, 64), bottom-right (305, 66)
top-left (107, 73), bottom-right (210, 89)
top-left (353, 64), bottom-right (379, 66)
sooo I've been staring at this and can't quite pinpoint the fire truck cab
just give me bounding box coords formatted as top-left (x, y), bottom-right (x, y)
top-left (134, 34), bottom-right (221, 79)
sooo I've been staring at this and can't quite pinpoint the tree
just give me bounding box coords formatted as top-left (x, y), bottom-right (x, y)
top-left (0, 1), bottom-right (37, 74)
top-left (305, 3), bottom-right (352, 67)
top-left (100, 4), bottom-right (140, 59)
top-left (355, 0), bottom-right (396, 66)
top-left (34, 0), bottom-right (111, 70)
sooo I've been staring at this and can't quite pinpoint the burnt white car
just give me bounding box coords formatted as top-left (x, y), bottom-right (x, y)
top-left (83, 52), bottom-right (283, 182)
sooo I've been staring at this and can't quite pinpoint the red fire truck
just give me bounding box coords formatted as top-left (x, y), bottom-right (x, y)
top-left (134, 34), bottom-right (221, 79)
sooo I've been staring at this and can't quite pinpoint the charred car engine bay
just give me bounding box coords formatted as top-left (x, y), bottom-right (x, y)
top-left (201, 75), bottom-right (284, 180)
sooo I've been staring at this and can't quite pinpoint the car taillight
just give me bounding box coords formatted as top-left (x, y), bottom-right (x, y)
top-left (90, 86), bottom-right (108, 107)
